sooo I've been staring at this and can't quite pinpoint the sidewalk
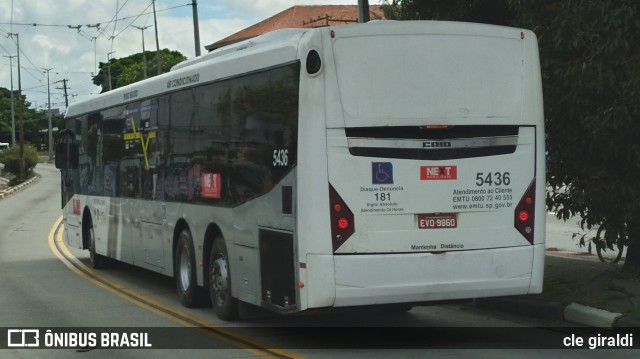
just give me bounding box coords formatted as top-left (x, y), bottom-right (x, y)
top-left (0, 162), bottom-right (41, 199)
top-left (479, 252), bottom-right (640, 328)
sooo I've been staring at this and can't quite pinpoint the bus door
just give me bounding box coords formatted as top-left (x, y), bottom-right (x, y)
top-left (55, 130), bottom-right (79, 210)
top-left (55, 130), bottom-right (81, 248)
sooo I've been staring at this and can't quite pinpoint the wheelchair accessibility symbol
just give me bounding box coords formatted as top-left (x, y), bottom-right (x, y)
top-left (372, 162), bottom-right (393, 184)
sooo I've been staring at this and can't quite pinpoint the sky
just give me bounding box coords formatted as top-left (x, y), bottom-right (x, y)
top-left (0, 0), bottom-right (381, 113)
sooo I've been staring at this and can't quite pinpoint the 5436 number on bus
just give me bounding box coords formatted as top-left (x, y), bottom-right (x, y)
top-left (475, 172), bottom-right (511, 187)
top-left (273, 149), bottom-right (289, 167)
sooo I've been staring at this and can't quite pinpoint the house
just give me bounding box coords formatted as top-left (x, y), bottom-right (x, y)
top-left (205, 5), bottom-right (385, 51)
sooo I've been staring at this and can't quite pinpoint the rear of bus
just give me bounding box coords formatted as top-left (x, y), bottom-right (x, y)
top-left (298, 21), bottom-right (544, 309)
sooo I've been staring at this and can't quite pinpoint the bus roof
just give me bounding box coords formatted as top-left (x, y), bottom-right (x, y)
top-left (66, 21), bottom-right (533, 119)
top-left (66, 28), bottom-right (306, 118)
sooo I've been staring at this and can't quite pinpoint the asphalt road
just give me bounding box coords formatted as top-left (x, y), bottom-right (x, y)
top-left (0, 164), bottom-right (634, 358)
top-left (0, 164), bottom-right (242, 358)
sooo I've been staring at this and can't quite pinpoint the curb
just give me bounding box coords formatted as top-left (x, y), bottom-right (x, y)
top-left (564, 303), bottom-right (621, 328)
top-left (477, 297), bottom-right (640, 328)
top-left (0, 175), bottom-right (40, 200)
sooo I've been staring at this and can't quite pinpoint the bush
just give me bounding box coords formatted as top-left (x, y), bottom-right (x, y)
top-left (0, 144), bottom-right (39, 179)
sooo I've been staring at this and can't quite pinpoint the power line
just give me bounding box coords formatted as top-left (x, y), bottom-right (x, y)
top-left (112, 3), bottom-right (153, 40)
top-left (0, 3), bottom-right (190, 33)
top-left (6, 34), bottom-right (47, 86)
top-left (0, 2), bottom-right (191, 74)
top-left (1, 2), bottom-right (192, 108)
top-left (110, 0), bottom-right (130, 42)
top-left (0, 25), bottom-right (10, 37)
top-left (0, 40), bottom-right (13, 56)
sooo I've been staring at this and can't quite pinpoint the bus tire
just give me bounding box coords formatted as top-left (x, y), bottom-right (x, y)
top-left (84, 215), bottom-right (106, 269)
top-left (175, 228), bottom-right (199, 307)
top-left (209, 237), bottom-right (238, 321)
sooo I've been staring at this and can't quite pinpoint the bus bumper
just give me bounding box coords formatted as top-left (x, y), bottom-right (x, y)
top-left (330, 244), bottom-right (544, 307)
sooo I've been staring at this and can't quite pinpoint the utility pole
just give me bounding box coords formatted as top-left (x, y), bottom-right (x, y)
top-left (87, 23), bottom-right (100, 75)
top-left (56, 79), bottom-right (70, 108)
top-left (192, 0), bottom-right (201, 57)
top-left (107, 51), bottom-right (115, 91)
top-left (3, 55), bottom-right (16, 147)
top-left (8, 33), bottom-right (25, 180)
top-left (91, 37), bottom-right (97, 76)
top-left (43, 68), bottom-right (54, 161)
top-left (133, 25), bottom-right (152, 79)
top-left (358, 0), bottom-right (370, 23)
top-left (152, 0), bottom-right (162, 75)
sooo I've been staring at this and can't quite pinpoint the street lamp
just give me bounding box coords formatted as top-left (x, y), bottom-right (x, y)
top-left (107, 51), bottom-right (115, 91)
top-left (43, 68), bottom-right (54, 161)
top-left (133, 25), bottom-right (152, 79)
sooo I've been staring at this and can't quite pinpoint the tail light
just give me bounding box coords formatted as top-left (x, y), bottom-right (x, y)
top-left (329, 184), bottom-right (354, 252)
top-left (514, 179), bottom-right (536, 244)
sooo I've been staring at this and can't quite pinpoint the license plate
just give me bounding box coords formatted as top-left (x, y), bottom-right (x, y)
top-left (417, 213), bottom-right (457, 229)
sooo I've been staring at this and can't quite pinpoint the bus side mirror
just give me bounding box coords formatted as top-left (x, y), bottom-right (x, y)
top-left (55, 143), bottom-right (79, 170)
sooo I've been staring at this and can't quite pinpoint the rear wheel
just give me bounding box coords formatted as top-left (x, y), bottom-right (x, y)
top-left (175, 228), bottom-right (199, 307)
top-left (209, 237), bottom-right (238, 321)
top-left (84, 215), bottom-right (106, 269)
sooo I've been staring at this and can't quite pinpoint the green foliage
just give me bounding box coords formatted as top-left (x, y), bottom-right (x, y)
top-left (93, 49), bottom-right (187, 92)
top-left (510, 1), bottom-right (640, 250)
top-left (0, 88), bottom-right (19, 144)
top-left (0, 87), bottom-right (63, 148)
top-left (0, 88), bottom-right (12, 135)
top-left (0, 143), bottom-right (39, 178)
top-left (382, 0), bottom-right (640, 267)
top-left (382, 0), bottom-right (513, 25)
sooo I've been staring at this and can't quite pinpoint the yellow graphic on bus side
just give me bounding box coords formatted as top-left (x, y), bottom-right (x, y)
top-left (123, 117), bottom-right (156, 170)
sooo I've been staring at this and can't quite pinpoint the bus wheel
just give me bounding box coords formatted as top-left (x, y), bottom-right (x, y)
top-left (175, 228), bottom-right (199, 307)
top-left (209, 237), bottom-right (238, 321)
top-left (84, 216), bottom-right (106, 269)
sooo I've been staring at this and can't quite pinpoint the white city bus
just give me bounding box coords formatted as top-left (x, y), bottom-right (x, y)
top-left (56, 21), bottom-right (545, 320)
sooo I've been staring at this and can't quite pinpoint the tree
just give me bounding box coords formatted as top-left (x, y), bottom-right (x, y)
top-left (382, 0), bottom-right (640, 272)
top-left (513, 1), bottom-right (640, 273)
top-left (382, 0), bottom-right (512, 25)
top-left (0, 87), bottom-right (58, 149)
top-left (0, 143), bottom-right (39, 181)
top-left (0, 88), bottom-right (14, 144)
top-left (93, 49), bottom-right (187, 93)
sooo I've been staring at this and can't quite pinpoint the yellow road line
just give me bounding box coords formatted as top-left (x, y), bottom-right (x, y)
top-left (48, 216), bottom-right (304, 358)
